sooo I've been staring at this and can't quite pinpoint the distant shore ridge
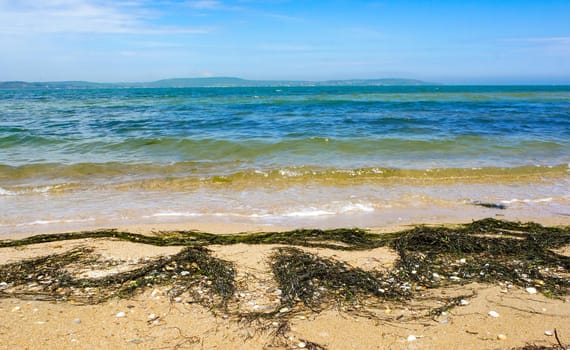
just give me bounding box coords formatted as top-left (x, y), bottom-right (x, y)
top-left (0, 77), bottom-right (436, 89)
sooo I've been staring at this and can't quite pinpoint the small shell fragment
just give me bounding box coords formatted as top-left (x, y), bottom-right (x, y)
top-left (116, 311), bottom-right (126, 318)
top-left (459, 299), bottom-right (470, 306)
top-left (488, 311), bottom-right (500, 318)
top-left (407, 335), bottom-right (417, 342)
top-left (545, 330), bottom-right (554, 336)
top-left (526, 287), bottom-right (538, 294)
top-left (497, 334), bottom-right (507, 340)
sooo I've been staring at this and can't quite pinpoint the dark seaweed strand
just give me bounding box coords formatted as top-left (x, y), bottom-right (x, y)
top-left (1, 219), bottom-right (569, 308)
top-left (0, 227), bottom-right (384, 251)
top-left (0, 246), bottom-right (236, 307)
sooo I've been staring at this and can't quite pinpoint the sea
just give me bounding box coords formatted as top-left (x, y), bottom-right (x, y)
top-left (1, 85), bottom-right (569, 235)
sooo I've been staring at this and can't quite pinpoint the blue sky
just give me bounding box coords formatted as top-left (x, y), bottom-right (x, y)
top-left (1, 0), bottom-right (569, 83)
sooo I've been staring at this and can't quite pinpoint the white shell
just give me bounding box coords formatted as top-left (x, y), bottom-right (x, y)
top-left (488, 310), bottom-right (500, 318)
top-left (526, 287), bottom-right (538, 294)
top-left (116, 311), bottom-right (126, 318)
top-left (407, 335), bottom-right (417, 342)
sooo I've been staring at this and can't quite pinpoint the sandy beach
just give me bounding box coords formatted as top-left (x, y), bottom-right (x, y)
top-left (1, 218), bottom-right (569, 350)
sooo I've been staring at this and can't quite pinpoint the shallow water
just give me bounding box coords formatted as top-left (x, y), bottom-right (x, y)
top-left (1, 85), bottom-right (569, 234)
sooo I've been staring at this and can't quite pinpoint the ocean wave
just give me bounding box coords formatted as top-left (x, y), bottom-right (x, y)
top-left (0, 163), bottom-right (568, 194)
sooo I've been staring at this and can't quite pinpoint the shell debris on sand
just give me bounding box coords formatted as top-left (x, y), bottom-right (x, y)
top-left (488, 310), bottom-right (500, 318)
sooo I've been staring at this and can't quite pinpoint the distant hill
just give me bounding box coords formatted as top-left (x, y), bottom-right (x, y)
top-left (0, 77), bottom-right (437, 89)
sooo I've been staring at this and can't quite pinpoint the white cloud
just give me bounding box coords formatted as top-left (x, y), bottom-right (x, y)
top-left (0, 0), bottom-right (211, 35)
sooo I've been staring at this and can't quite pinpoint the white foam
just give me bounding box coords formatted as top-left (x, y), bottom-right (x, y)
top-left (339, 203), bottom-right (375, 213)
top-left (0, 185), bottom-right (56, 196)
top-left (17, 220), bottom-right (61, 226)
top-left (15, 218), bottom-right (94, 227)
top-left (281, 202), bottom-right (375, 217)
top-left (501, 197), bottom-right (553, 204)
top-left (278, 169), bottom-right (302, 177)
top-left (151, 212), bottom-right (203, 217)
top-left (0, 187), bottom-right (16, 196)
top-left (283, 209), bottom-right (335, 217)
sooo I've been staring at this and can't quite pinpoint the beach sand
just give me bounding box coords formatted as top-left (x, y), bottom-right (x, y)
top-left (1, 219), bottom-right (569, 350)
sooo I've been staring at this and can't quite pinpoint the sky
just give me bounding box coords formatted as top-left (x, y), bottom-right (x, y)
top-left (1, 0), bottom-right (569, 84)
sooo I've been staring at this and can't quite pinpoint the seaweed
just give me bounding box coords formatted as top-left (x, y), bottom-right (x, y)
top-left (0, 246), bottom-right (235, 306)
top-left (471, 201), bottom-right (508, 209)
top-left (0, 218), bottom-right (568, 312)
top-left (390, 219), bottom-right (570, 296)
top-left (270, 247), bottom-right (408, 310)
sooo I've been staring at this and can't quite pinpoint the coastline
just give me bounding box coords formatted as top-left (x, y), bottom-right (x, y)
top-left (1, 218), bottom-right (569, 349)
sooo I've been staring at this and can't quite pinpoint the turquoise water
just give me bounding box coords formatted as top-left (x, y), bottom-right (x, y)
top-left (1, 85), bottom-right (569, 233)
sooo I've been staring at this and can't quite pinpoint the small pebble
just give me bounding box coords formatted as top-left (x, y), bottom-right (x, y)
top-left (11, 306), bottom-right (21, 312)
top-left (545, 330), bottom-right (554, 336)
top-left (459, 299), bottom-right (470, 306)
top-left (116, 312), bottom-right (126, 318)
top-left (459, 258), bottom-right (467, 264)
top-left (148, 313), bottom-right (157, 320)
top-left (279, 307), bottom-right (290, 313)
top-left (526, 287), bottom-right (538, 294)
top-left (407, 335), bottom-right (417, 342)
top-left (488, 311), bottom-right (500, 318)
top-left (72, 318), bottom-right (81, 324)
top-left (432, 273), bottom-right (440, 279)
top-left (298, 341), bottom-right (306, 348)
top-left (174, 297), bottom-right (182, 303)
top-left (497, 334), bottom-right (507, 341)
top-left (180, 271), bottom-right (190, 276)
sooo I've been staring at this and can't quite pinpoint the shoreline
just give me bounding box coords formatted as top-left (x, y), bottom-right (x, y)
top-left (1, 218), bottom-right (569, 349)
top-left (2, 211), bottom-right (570, 240)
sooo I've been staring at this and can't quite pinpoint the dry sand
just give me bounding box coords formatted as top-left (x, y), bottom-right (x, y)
top-left (1, 220), bottom-right (569, 350)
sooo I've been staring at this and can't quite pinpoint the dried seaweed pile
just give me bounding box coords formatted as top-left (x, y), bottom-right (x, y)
top-left (391, 218), bottom-right (570, 297)
top-left (0, 246), bottom-right (235, 306)
top-left (270, 247), bottom-right (407, 310)
top-left (0, 218), bottom-right (568, 313)
top-left (262, 219), bottom-right (569, 313)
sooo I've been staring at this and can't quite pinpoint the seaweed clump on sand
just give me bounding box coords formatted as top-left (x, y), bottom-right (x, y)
top-left (0, 246), bottom-right (236, 307)
top-left (270, 247), bottom-right (408, 311)
top-left (264, 219), bottom-right (569, 314)
top-left (391, 218), bottom-right (570, 297)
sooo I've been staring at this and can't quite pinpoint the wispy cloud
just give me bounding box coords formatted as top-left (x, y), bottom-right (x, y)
top-left (0, 0), bottom-right (211, 35)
